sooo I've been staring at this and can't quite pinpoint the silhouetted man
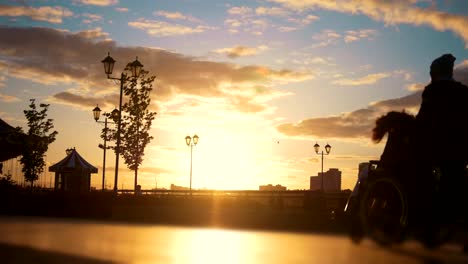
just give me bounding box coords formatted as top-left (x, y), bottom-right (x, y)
top-left (416, 53), bottom-right (468, 222)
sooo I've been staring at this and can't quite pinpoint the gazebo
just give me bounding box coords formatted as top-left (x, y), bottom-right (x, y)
top-left (49, 148), bottom-right (98, 192)
top-left (0, 118), bottom-right (26, 162)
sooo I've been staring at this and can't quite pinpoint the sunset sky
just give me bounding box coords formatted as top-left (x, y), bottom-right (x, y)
top-left (1, 0), bottom-right (467, 190)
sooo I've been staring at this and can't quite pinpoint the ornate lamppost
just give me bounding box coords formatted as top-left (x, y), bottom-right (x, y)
top-left (185, 134), bottom-right (199, 195)
top-left (101, 52), bottom-right (143, 193)
top-left (314, 142), bottom-right (331, 192)
top-left (92, 105), bottom-right (118, 191)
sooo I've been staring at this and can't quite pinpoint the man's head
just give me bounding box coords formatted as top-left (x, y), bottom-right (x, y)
top-left (430, 54), bottom-right (456, 81)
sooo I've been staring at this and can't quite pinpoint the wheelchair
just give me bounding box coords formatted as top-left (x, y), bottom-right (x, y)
top-left (345, 160), bottom-right (465, 248)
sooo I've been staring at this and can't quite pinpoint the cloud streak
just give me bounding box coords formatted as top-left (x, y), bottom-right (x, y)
top-left (128, 19), bottom-right (214, 36)
top-left (75, 0), bottom-right (118, 6)
top-left (256, 6), bottom-right (289, 17)
top-left (214, 45), bottom-right (269, 58)
top-left (154, 11), bottom-right (202, 23)
top-left (277, 92), bottom-right (422, 139)
top-left (0, 93), bottom-right (20, 103)
top-left (311, 29), bottom-right (377, 48)
top-left (225, 6), bottom-right (269, 35)
top-left (272, 0), bottom-right (468, 48)
top-left (277, 64), bottom-right (468, 139)
top-left (82, 13), bottom-right (103, 24)
top-left (75, 27), bottom-right (110, 40)
top-left (332, 73), bottom-right (390, 86)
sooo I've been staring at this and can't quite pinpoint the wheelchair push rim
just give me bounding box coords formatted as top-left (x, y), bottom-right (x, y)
top-left (360, 177), bottom-right (408, 245)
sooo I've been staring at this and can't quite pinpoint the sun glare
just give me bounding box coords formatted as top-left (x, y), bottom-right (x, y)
top-left (147, 98), bottom-right (285, 190)
top-left (195, 130), bottom-right (264, 190)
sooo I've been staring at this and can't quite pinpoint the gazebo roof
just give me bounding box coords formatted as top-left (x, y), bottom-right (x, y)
top-left (0, 118), bottom-right (14, 134)
top-left (49, 148), bottom-right (98, 173)
top-left (0, 118), bottom-right (26, 162)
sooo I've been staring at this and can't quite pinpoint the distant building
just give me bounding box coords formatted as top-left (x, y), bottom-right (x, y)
top-left (310, 168), bottom-right (342, 192)
top-left (170, 184), bottom-right (189, 191)
top-left (259, 184), bottom-right (287, 191)
top-left (310, 176), bottom-right (321, 191)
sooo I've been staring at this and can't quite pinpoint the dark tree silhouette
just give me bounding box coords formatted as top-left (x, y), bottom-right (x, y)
top-left (20, 99), bottom-right (58, 188)
top-left (120, 67), bottom-right (156, 190)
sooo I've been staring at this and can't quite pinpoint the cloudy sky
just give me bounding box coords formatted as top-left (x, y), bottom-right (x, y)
top-left (1, 0), bottom-right (467, 190)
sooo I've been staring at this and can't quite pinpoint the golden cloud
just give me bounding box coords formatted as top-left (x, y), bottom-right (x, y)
top-left (75, 27), bottom-right (109, 40)
top-left (255, 6), bottom-right (289, 17)
top-left (311, 28), bottom-right (378, 48)
top-left (154, 11), bottom-right (202, 23)
top-left (76, 0), bottom-right (118, 6)
top-left (225, 6), bottom-right (270, 35)
top-left (214, 45), bottom-right (269, 58)
top-left (0, 5), bottom-right (73, 24)
top-left (277, 93), bottom-right (421, 139)
top-left (406, 83), bottom-right (425, 92)
top-left (332, 72), bottom-right (390, 86)
top-left (128, 19), bottom-right (214, 36)
top-left (344, 29), bottom-right (378, 43)
top-left (278, 26), bottom-right (297, 32)
top-left (82, 13), bottom-right (103, 24)
top-left (227, 6), bottom-right (253, 16)
top-left (0, 93), bottom-right (20, 103)
top-left (0, 26), bottom-right (312, 113)
top-left (115, 7), bottom-right (128, 12)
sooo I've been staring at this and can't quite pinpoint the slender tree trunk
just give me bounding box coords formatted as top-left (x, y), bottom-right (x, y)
top-left (134, 121), bottom-right (140, 190)
top-left (134, 167), bottom-right (138, 191)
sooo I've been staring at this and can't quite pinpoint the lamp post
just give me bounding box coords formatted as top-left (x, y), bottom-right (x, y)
top-left (185, 134), bottom-right (199, 195)
top-left (314, 142), bottom-right (331, 192)
top-left (101, 52), bottom-right (143, 193)
top-left (92, 105), bottom-right (117, 191)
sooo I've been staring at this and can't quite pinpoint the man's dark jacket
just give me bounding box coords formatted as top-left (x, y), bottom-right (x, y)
top-left (416, 80), bottom-right (468, 163)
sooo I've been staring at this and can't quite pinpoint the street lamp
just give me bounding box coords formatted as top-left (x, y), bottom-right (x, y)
top-left (185, 134), bottom-right (199, 195)
top-left (314, 142), bottom-right (331, 192)
top-left (92, 105), bottom-right (116, 191)
top-left (101, 52), bottom-right (143, 193)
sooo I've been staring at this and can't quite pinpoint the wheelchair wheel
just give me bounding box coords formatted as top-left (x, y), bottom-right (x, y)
top-left (360, 177), bottom-right (408, 246)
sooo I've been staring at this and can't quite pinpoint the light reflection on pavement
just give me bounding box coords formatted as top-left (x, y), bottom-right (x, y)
top-left (0, 217), bottom-right (466, 264)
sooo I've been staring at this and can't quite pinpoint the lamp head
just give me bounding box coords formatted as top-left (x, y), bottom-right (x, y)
top-left (193, 134), bottom-right (199, 145)
top-left (92, 105), bottom-right (101, 121)
top-left (129, 56), bottom-right (143, 78)
top-left (325, 143), bottom-right (331, 154)
top-left (111, 108), bottom-right (120, 123)
top-left (313, 142), bottom-right (320, 154)
top-left (101, 52), bottom-right (116, 76)
top-left (185, 136), bottom-right (191, 146)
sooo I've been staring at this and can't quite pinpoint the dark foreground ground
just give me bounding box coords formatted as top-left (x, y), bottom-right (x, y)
top-left (0, 243), bottom-right (112, 264)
